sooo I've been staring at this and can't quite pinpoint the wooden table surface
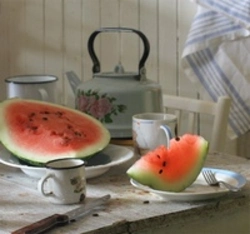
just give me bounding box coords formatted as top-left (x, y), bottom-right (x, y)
top-left (0, 149), bottom-right (250, 234)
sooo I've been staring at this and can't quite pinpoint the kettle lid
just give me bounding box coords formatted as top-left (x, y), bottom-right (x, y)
top-left (94, 62), bottom-right (139, 79)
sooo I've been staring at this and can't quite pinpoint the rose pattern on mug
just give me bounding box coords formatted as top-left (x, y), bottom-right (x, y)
top-left (70, 175), bottom-right (86, 202)
top-left (70, 176), bottom-right (85, 193)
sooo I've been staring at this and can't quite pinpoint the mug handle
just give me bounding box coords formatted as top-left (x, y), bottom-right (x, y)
top-left (38, 173), bottom-right (55, 197)
top-left (38, 88), bottom-right (49, 101)
top-left (160, 125), bottom-right (173, 148)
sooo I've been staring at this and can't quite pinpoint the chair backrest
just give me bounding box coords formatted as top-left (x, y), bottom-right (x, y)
top-left (162, 94), bottom-right (231, 153)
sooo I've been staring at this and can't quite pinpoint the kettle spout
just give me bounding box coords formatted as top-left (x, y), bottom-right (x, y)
top-left (65, 71), bottom-right (81, 94)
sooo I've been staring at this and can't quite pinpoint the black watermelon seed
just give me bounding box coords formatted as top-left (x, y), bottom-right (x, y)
top-left (50, 131), bottom-right (57, 136)
top-left (162, 161), bottom-right (167, 167)
top-left (56, 111), bottom-right (63, 116)
top-left (159, 169), bottom-right (163, 174)
top-left (74, 131), bottom-right (82, 136)
top-left (156, 154), bottom-right (160, 159)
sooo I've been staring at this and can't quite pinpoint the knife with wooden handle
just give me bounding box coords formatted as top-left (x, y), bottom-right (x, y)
top-left (11, 194), bottom-right (111, 234)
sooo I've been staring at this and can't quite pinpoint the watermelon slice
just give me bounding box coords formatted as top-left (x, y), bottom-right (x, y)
top-left (0, 98), bottom-right (110, 165)
top-left (127, 134), bottom-right (208, 192)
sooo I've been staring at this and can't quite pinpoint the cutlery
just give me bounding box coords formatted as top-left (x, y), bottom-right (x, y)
top-left (202, 170), bottom-right (240, 192)
top-left (11, 194), bottom-right (111, 234)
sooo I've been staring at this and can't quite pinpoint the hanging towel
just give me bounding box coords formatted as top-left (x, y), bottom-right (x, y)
top-left (182, 0), bottom-right (250, 138)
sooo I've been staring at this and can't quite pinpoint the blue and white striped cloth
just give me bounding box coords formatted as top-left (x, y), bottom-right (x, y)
top-left (182, 0), bottom-right (250, 138)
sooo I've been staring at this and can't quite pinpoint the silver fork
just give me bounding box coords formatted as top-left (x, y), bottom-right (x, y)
top-left (202, 170), bottom-right (240, 192)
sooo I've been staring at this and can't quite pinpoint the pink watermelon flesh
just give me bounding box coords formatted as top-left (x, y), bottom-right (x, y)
top-left (0, 98), bottom-right (110, 165)
top-left (127, 134), bottom-right (208, 192)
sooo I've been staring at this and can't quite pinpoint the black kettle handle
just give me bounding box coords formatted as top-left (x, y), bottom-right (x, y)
top-left (88, 27), bottom-right (150, 75)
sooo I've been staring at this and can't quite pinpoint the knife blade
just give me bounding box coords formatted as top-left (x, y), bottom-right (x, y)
top-left (11, 194), bottom-right (111, 234)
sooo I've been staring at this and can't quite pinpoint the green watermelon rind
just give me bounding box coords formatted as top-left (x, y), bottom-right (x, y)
top-left (127, 136), bottom-right (209, 192)
top-left (0, 98), bottom-right (111, 166)
top-left (13, 151), bottom-right (98, 167)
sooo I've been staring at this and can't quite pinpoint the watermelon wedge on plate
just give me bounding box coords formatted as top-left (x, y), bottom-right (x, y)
top-left (127, 134), bottom-right (209, 192)
top-left (0, 98), bottom-right (110, 166)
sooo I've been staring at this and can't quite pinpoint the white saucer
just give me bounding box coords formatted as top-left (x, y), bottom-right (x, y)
top-left (130, 168), bottom-right (246, 201)
top-left (0, 144), bottom-right (134, 179)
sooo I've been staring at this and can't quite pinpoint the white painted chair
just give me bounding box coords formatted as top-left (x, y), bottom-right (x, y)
top-left (162, 94), bottom-right (231, 153)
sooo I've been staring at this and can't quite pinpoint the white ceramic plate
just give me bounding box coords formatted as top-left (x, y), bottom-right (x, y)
top-left (130, 168), bottom-right (246, 201)
top-left (0, 144), bottom-right (134, 179)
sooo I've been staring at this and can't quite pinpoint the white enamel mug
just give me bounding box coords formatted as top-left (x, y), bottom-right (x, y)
top-left (5, 75), bottom-right (58, 102)
top-left (132, 113), bottom-right (177, 156)
top-left (38, 158), bottom-right (86, 205)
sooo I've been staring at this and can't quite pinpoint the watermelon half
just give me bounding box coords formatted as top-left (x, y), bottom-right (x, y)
top-left (0, 98), bottom-right (110, 165)
top-left (127, 134), bottom-right (208, 192)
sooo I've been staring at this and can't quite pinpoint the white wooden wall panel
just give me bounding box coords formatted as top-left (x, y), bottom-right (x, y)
top-left (25, 0), bottom-right (44, 74)
top-left (158, 0), bottom-right (177, 95)
top-left (0, 0), bottom-right (10, 100)
top-left (63, 0), bottom-right (82, 106)
top-left (9, 0), bottom-right (26, 76)
top-left (178, 1), bottom-right (197, 98)
top-left (44, 0), bottom-right (63, 104)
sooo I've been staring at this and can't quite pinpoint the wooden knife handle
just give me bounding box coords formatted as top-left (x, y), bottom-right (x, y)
top-left (11, 214), bottom-right (68, 234)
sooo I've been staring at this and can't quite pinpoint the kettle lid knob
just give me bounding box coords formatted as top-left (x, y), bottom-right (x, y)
top-left (114, 62), bottom-right (125, 74)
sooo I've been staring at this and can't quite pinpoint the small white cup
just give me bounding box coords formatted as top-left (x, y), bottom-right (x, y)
top-left (5, 75), bottom-right (58, 102)
top-left (132, 113), bottom-right (177, 156)
top-left (38, 158), bottom-right (86, 205)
